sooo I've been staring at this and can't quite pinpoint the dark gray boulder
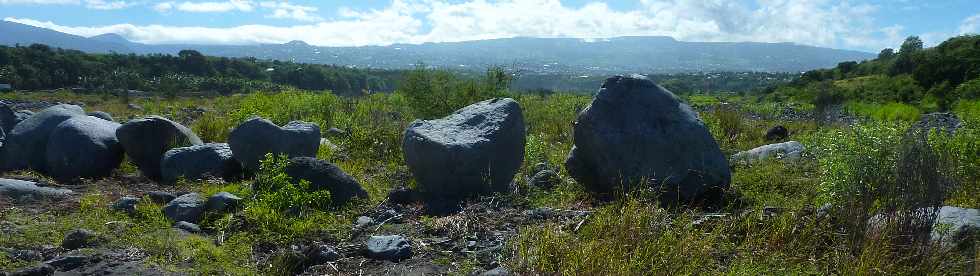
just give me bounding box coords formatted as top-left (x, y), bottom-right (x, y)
top-left (205, 192), bottom-right (241, 213)
top-left (0, 178), bottom-right (73, 200)
top-left (5, 264), bottom-right (54, 276)
top-left (565, 76), bottom-right (730, 203)
top-left (111, 196), bottom-right (140, 214)
top-left (44, 255), bottom-right (89, 271)
top-left (228, 117), bottom-right (320, 173)
top-left (1, 104), bottom-right (85, 171)
top-left (363, 235), bottom-right (412, 261)
top-left (765, 125), bottom-right (789, 141)
top-left (147, 191), bottom-right (176, 204)
top-left (160, 143), bottom-right (241, 184)
top-left (530, 169), bottom-right (559, 189)
top-left (62, 229), bottom-right (100, 250)
top-left (45, 116), bottom-right (123, 181)
top-left (162, 193), bottom-right (205, 223)
top-left (116, 116), bottom-right (202, 180)
top-left (402, 98), bottom-right (525, 204)
top-left (87, 111), bottom-right (114, 122)
top-left (0, 104), bottom-right (18, 133)
top-left (284, 157), bottom-right (367, 206)
top-left (304, 244), bottom-right (341, 265)
top-left (931, 206), bottom-right (979, 247)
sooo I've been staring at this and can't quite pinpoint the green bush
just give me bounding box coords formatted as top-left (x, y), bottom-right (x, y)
top-left (398, 65), bottom-right (510, 119)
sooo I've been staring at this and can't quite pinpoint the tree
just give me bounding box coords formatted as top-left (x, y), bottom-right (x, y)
top-left (878, 48), bottom-right (896, 59)
top-left (899, 36), bottom-right (923, 54)
top-left (178, 49), bottom-right (212, 76)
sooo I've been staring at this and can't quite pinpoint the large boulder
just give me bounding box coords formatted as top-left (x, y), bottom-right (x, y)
top-left (116, 116), bottom-right (202, 180)
top-left (162, 193), bottom-right (205, 223)
top-left (731, 141), bottom-right (805, 165)
top-left (565, 76), bottom-right (730, 203)
top-left (0, 103), bottom-right (19, 133)
top-left (45, 116), bottom-right (124, 181)
top-left (284, 157), bottom-right (367, 206)
top-left (402, 98), bottom-right (525, 204)
top-left (1, 104), bottom-right (85, 171)
top-left (160, 143), bottom-right (241, 183)
top-left (931, 206), bottom-right (979, 247)
top-left (228, 117), bottom-right (320, 173)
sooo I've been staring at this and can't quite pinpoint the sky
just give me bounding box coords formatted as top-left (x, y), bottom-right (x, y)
top-left (1, 0), bottom-right (978, 52)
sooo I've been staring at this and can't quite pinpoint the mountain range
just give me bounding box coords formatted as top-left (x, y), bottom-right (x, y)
top-left (0, 20), bottom-right (875, 74)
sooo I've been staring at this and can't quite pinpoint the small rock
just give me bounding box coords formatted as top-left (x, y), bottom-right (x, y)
top-left (111, 196), bottom-right (139, 213)
top-left (147, 191), bottom-right (176, 204)
top-left (162, 193), bottom-right (205, 223)
top-left (731, 141), bottom-right (805, 164)
top-left (354, 216), bottom-right (374, 228)
top-left (364, 235), bottom-right (412, 261)
top-left (160, 143), bottom-right (242, 183)
top-left (765, 125), bottom-right (789, 141)
top-left (44, 255), bottom-right (89, 271)
top-left (325, 127), bottom-right (347, 137)
top-left (530, 169), bottom-right (559, 189)
top-left (481, 266), bottom-right (511, 276)
top-left (127, 103), bottom-right (143, 110)
top-left (206, 192), bottom-right (241, 213)
top-left (304, 244), bottom-right (341, 265)
top-left (174, 221), bottom-right (201, 233)
top-left (61, 229), bottom-right (99, 250)
top-left (0, 178), bottom-right (73, 200)
top-left (526, 207), bottom-right (556, 220)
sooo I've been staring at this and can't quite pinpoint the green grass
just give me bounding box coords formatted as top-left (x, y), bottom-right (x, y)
top-left (2, 85), bottom-right (978, 274)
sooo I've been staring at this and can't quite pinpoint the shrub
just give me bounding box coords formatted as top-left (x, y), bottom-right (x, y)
top-left (398, 65), bottom-right (510, 119)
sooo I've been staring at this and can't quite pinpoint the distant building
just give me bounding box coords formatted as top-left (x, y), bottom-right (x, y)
top-left (0, 84), bottom-right (11, 91)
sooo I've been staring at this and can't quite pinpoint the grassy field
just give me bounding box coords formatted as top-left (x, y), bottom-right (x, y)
top-left (1, 88), bottom-right (978, 275)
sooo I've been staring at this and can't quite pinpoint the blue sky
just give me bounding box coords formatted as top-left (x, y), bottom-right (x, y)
top-left (2, 0), bottom-right (978, 52)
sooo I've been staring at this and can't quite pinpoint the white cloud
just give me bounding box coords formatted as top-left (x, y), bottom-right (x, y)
top-left (260, 1), bottom-right (322, 22)
top-left (0, 0), bottom-right (129, 9)
top-left (959, 13), bottom-right (980, 35)
top-left (0, 0), bottom-right (939, 52)
top-left (174, 0), bottom-right (253, 13)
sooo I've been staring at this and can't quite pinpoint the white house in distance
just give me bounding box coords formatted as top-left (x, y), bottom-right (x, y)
top-left (0, 84), bottom-right (11, 92)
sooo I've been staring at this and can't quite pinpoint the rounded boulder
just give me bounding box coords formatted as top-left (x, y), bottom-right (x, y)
top-left (1, 104), bottom-right (85, 172)
top-left (284, 157), bottom-right (367, 206)
top-left (45, 116), bottom-right (123, 181)
top-left (228, 117), bottom-right (320, 173)
top-left (160, 143), bottom-right (241, 184)
top-left (116, 116), bottom-right (202, 180)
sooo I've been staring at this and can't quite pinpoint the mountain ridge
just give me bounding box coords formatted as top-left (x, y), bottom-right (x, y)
top-left (0, 20), bottom-right (874, 74)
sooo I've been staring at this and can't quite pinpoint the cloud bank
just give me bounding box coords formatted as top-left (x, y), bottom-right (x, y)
top-left (4, 0), bottom-right (973, 51)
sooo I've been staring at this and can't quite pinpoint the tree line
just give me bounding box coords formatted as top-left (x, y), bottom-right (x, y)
top-left (768, 35), bottom-right (980, 110)
top-left (0, 44), bottom-right (400, 96)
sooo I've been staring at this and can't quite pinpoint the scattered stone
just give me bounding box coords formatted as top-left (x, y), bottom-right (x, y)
top-left (481, 266), bottom-right (511, 276)
top-left (529, 169), bottom-right (559, 189)
top-left (284, 157), bottom-right (367, 206)
top-left (86, 111), bottom-right (114, 122)
top-left (205, 192), bottom-right (241, 213)
top-left (304, 244), bottom-right (341, 265)
top-left (319, 138), bottom-right (339, 152)
top-left (61, 229), bottom-right (100, 250)
top-left (403, 98), bottom-right (526, 205)
top-left (0, 178), bottom-right (73, 200)
top-left (526, 207), bottom-right (556, 220)
top-left (127, 103), bottom-right (142, 110)
top-left (162, 193), bottom-right (205, 223)
top-left (364, 235), bottom-right (412, 261)
top-left (354, 216), bottom-right (374, 228)
top-left (565, 76), bottom-right (730, 203)
top-left (44, 255), bottom-right (89, 271)
top-left (116, 116), bottom-right (203, 180)
top-left (731, 141), bottom-right (805, 164)
top-left (765, 125), bottom-right (789, 141)
top-left (910, 112), bottom-right (961, 136)
top-left (269, 249), bottom-right (308, 275)
top-left (5, 264), bottom-right (54, 276)
top-left (1, 104), bottom-right (85, 171)
top-left (531, 162), bottom-right (551, 175)
top-left (111, 196), bottom-right (140, 213)
top-left (147, 191), bottom-right (176, 204)
top-left (45, 116), bottom-right (123, 181)
top-left (931, 206), bottom-right (979, 247)
top-left (387, 186), bottom-right (416, 205)
top-left (174, 221), bottom-right (201, 233)
top-left (228, 117), bottom-right (320, 173)
top-left (160, 143), bottom-right (241, 183)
